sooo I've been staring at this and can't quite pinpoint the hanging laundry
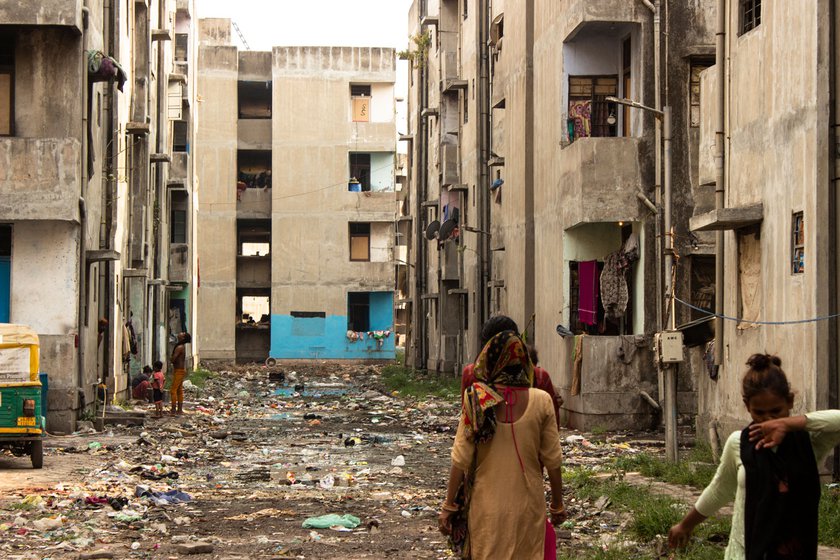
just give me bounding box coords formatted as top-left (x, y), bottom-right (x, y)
top-left (578, 260), bottom-right (599, 326)
top-left (600, 251), bottom-right (629, 320)
top-left (568, 100), bottom-right (592, 139)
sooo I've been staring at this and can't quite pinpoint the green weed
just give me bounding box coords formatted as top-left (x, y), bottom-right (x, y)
top-left (187, 366), bottom-right (215, 389)
top-left (611, 443), bottom-right (717, 489)
top-left (820, 484), bottom-right (840, 547)
top-left (380, 365), bottom-right (460, 399)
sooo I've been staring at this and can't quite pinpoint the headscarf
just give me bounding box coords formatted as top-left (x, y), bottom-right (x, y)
top-left (462, 330), bottom-right (534, 443)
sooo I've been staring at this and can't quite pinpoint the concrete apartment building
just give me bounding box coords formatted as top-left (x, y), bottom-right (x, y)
top-left (0, 0), bottom-right (198, 431)
top-left (195, 20), bottom-right (398, 363)
top-left (691, 0), bottom-right (840, 463)
top-left (404, 0), bottom-right (716, 429)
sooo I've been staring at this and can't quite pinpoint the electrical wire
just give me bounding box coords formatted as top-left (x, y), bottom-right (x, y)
top-left (674, 297), bottom-right (840, 325)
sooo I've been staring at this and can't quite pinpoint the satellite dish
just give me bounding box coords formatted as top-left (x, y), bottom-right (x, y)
top-left (425, 220), bottom-right (441, 240)
top-left (438, 219), bottom-right (458, 240)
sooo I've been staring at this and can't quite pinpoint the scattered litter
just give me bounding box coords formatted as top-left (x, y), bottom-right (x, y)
top-left (302, 514), bottom-right (361, 529)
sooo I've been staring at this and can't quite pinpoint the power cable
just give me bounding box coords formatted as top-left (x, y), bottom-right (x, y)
top-left (674, 297), bottom-right (840, 326)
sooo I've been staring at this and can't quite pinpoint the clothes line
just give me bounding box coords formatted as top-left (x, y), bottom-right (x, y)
top-left (674, 297), bottom-right (840, 325)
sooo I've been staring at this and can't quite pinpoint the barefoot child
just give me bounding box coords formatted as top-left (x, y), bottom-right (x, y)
top-left (151, 360), bottom-right (165, 418)
top-left (668, 354), bottom-right (840, 558)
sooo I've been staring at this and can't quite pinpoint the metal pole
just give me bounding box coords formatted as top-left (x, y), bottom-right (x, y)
top-left (663, 105), bottom-right (678, 463)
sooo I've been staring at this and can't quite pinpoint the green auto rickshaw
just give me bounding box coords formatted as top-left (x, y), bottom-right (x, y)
top-left (0, 324), bottom-right (44, 468)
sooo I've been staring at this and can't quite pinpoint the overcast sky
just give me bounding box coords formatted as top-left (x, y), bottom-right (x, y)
top-left (197, 0), bottom-right (413, 51)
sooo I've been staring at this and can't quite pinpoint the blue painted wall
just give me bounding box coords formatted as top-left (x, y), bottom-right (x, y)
top-left (0, 257), bottom-right (9, 323)
top-left (269, 291), bottom-right (395, 359)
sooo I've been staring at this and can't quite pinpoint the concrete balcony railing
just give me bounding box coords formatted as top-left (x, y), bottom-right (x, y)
top-left (557, 335), bottom-right (658, 430)
top-left (237, 188), bottom-right (272, 219)
top-left (176, 0), bottom-right (191, 14)
top-left (0, 137), bottom-right (82, 222)
top-left (238, 119), bottom-right (272, 150)
top-left (0, 0), bottom-right (82, 31)
top-left (349, 122), bottom-right (396, 148)
top-left (558, 136), bottom-right (650, 227)
top-left (440, 241), bottom-right (460, 281)
top-left (236, 255), bottom-right (271, 288)
top-left (169, 243), bottom-right (189, 283)
top-left (170, 152), bottom-right (189, 183)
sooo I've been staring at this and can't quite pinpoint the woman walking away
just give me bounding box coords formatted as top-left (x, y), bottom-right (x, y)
top-left (668, 354), bottom-right (840, 559)
top-left (439, 330), bottom-right (566, 559)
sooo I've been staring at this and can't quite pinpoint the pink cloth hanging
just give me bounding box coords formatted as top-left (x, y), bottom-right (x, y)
top-left (578, 260), bottom-right (599, 326)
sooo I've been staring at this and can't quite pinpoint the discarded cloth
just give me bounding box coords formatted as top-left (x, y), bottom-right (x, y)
top-left (135, 486), bottom-right (192, 506)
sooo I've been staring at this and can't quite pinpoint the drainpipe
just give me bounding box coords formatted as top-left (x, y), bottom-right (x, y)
top-left (413, 30), bottom-right (428, 370)
top-left (830, 0), bottom-right (840, 477)
top-left (714, 0), bottom-right (726, 367)
top-left (477, 0), bottom-right (491, 353)
top-left (154, 0), bottom-right (166, 364)
top-left (77, 5), bottom-right (91, 409)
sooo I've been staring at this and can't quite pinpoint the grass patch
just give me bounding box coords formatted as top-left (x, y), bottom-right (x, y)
top-left (611, 443), bottom-right (717, 490)
top-left (187, 366), bottom-right (215, 389)
top-left (564, 467), bottom-right (730, 558)
top-left (820, 484), bottom-right (840, 547)
top-left (380, 365), bottom-right (461, 399)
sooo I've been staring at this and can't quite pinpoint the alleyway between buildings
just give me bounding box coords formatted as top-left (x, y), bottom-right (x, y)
top-left (2, 364), bottom-right (840, 559)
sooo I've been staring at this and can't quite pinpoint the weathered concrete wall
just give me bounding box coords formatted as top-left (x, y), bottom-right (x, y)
top-left (195, 40), bottom-right (238, 360)
top-left (0, 138), bottom-right (81, 222)
top-left (695, 0), bottom-right (830, 440)
top-left (0, 0), bottom-right (82, 32)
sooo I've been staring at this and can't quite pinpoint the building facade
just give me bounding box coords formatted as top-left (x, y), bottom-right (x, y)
top-left (195, 20), bottom-right (398, 363)
top-left (0, 0), bottom-right (198, 432)
top-left (404, 0), bottom-right (716, 429)
top-left (692, 0), bottom-right (840, 468)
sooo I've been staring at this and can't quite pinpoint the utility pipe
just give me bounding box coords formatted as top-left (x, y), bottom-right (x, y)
top-left (663, 106), bottom-right (678, 463)
top-left (830, 0), bottom-right (840, 478)
top-left (714, 0), bottom-right (726, 366)
top-left (477, 0), bottom-right (491, 352)
top-left (77, 5), bottom-right (91, 415)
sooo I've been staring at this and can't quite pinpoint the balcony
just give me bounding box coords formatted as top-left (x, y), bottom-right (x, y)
top-left (558, 137), bottom-right (650, 227)
top-left (169, 243), bottom-right (189, 283)
top-left (169, 152), bottom-right (189, 184)
top-left (176, 0), bottom-right (191, 14)
top-left (558, 335), bottom-right (658, 431)
top-left (0, 137), bottom-right (81, 222)
top-left (238, 119), bottom-right (272, 150)
top-left (236, 255), bottom-right (270, 288)
top-left (560, 1), bottom-right (645, 43)
top-left (0, 0), bottom-right (83, 32)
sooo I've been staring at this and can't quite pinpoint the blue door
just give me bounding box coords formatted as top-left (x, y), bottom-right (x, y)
top-left (0, 256), bottom-right (9, 322)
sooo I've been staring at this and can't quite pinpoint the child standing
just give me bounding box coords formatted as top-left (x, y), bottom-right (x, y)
top-left (151, 360), bottom-right (165, 418)
top-left (668, 354), bottom-right (840, 559)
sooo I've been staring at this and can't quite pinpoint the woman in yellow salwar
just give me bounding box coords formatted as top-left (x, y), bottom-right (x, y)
top-left (438, 330), bottom-right (566, 559)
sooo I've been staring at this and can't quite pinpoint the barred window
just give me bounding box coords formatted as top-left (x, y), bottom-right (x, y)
top-left (740, 0), bottom-right (761, 34)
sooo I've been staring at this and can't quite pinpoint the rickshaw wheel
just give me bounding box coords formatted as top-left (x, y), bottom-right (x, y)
top-left (30, 439), bottom-right (43, 469)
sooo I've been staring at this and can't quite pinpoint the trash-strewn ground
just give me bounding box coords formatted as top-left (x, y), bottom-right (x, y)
top-left (0, 362), bottom-right (733, 559)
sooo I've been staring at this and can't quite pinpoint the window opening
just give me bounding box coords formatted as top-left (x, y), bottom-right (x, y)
top-left (0, 34), bottom-right (13, 136)
top-left (239, 295), bottom-right (270, 325)
top-left (170, 209), bottom-right (186, 243)
top-left (462, 0), bottom-right (468, 20)
top-left (237, 81), bottom-right (272, 119)
top-left (689, 60), bottom-right (713, 128)
top-left (241, 242), bottom-right (269, 256)
top-left (690, 255), bottom-right (716, 321)
top-left (347, 292), bottom-right (370, 331)
top-left (291, 311), bottom-right (326, 319)
top-left (463, 90), bottom-right (469, 123)
top-left (568, 76), bottom-right (618, 141)
top-left (173, 119), bottom-right (188, 152)
top-left (792, 212), bottom-right (804, 274)
top-left (349, 222), bottom-right (371, 261)
top-left (349, 153), bottom-right (371, 191)
top-left (740, 0), bottom-right (761, 34)
top-left (175, 33), bottom-right (188, 62)
top-left (237, 150), bottom-right (271, 199)
top-left (351, 84), bottom-right (371, 122)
